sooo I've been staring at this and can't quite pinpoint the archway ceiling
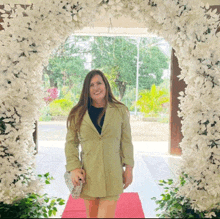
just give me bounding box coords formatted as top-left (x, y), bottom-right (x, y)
top-left (74, 0), bottom-right (220, 37)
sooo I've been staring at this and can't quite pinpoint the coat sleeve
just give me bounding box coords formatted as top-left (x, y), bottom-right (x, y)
top-left (120, 105), bottom-right (134, 168)
top-left (64, 124), bottom-right (82, 172)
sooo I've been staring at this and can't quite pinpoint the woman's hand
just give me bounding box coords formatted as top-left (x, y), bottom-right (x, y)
top-left (122, 167), bottom-right (133, 190)
top-left (71, 168), bottom-right (86, 187)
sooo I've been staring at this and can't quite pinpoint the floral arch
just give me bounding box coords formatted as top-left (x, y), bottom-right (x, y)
top-left (0, 0), bottom-right (220, 215)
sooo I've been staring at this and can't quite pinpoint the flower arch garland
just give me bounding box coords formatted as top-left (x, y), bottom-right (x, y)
top-left (0, 0), bottom-right (220, 214)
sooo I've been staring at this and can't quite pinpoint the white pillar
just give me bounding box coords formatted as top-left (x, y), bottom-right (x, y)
top-left (135, 37), bottom-right (140, 115)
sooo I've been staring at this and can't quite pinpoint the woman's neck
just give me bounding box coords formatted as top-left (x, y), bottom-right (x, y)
top-left (92, 100), bottom-right (106, 108)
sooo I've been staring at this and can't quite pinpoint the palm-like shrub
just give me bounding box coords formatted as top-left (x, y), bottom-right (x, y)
top-left (49, 99), bottom-right (73, 116)
top-left (136, 84), bottom-right (169, 118)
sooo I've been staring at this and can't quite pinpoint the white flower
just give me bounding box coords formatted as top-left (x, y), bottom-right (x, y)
top-left (0, 0), bottom-right (220, 212)
top-left (205, 212), bottom-right (216, 218)
top-left (4, 4), bottom-right (12, 11)
top-left (205, 3), bottom-right (210, 10)
top-left (73, 15), bottom-right (78, 21)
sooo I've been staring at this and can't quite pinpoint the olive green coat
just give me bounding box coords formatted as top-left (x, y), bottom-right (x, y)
top-left (64, 102), bottom-right (134, 197)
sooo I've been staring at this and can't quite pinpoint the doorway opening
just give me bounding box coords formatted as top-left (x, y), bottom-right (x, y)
top-left (35, 33), bottom-right (174, 218)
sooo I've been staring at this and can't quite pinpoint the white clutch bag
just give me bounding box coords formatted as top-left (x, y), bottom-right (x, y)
top-left (64, 171), bottom-right (83, 199)
top-left (64, 150), bottom-right (84, 199)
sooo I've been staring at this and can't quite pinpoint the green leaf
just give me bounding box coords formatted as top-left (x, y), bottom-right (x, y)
top-left (53, 209), bottom-right (57, 216)
top-left (43, 213), bottom-right (48, 218)
top-left (49, 210), bottom-right (53, 217)
top-left (168, 179), bottom-right (173, 185)
top-left (50, 199), bottom-right (56, 205)
top-left (44, 198), bottom-right (49, 203)
top-left (29, 194), bottom-right (37, 199)
top-left (45, 180), bottom-right (50, 184)
top-left (59, 200), bottom-right (65, 205)
top-left (44, 172), bottom-right (50, 178)
top-left (156, 200), bottom-right (162, 204)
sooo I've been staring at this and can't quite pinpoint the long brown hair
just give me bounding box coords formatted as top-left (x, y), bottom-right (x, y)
top-left (67, 69), bottom-right (124, 131)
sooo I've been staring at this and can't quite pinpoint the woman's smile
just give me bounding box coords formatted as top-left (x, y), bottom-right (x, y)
top-left (94, 91), bottom-right (101, 95)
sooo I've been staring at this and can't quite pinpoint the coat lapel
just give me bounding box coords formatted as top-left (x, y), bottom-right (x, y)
top-left (82, 102), bottom-right (115, 136)
top-left (101, 103), bottom-right (115, 135)
top-left (83, 110), bottom-right (99, 135)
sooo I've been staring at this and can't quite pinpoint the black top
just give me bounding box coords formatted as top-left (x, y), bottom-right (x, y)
top-left (88, 105), bottom-right (105, 135)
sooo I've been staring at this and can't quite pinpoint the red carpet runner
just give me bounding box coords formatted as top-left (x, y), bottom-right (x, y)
top-left (62, 192), bottom-right (145, 218)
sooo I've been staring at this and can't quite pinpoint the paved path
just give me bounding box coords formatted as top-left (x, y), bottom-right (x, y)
top-left (38, 118), bottom-right (169, 142)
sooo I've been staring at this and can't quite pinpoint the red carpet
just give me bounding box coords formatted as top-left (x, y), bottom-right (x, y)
top-left (62, 192), bottom-right (145, 218)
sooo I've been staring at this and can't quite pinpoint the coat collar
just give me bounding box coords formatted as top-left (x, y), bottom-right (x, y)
top-left (83, 102), bottom-right (115, 136)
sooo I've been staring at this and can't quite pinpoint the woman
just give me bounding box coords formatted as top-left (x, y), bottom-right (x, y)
top-left (65, 69), bottom-right (134, 218)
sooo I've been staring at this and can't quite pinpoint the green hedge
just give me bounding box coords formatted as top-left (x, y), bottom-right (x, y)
top-left (0, 173), bottom-right (65, 218)
top-left (151, 173), bottom-right (220, 218)
top-left (49, 99), bottom-right (73, 116)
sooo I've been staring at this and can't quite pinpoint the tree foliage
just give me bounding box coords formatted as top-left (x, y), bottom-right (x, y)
top-left (43, 36), bottom-right (90, 92)
top-left (91, 36), bottom-right (170, 100)
top-left (42, 35), bottom-right (171, 111)
top-left (136, 84), bottom-right (169, 117)
top-left (91, 36), bottom-right (137, 100)
top-left (139, 38), bottom-right (170, 90)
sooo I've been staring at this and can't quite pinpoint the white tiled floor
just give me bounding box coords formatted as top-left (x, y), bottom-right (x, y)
top-left (36, 141), bottom-right (182, 218)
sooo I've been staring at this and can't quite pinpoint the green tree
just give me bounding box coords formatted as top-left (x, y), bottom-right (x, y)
top-left (139, 38), bottom-right (170, 90)
top-left (136, 84), bottom-right (169, 117)
top-left (43, 36), bottom-right (91, 94)
top-left (91, 36), bottom-right (170, 100)
top-left (91, 36), bottom-right (137, 100)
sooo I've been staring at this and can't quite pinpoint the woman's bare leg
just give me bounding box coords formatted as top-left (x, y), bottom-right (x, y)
top-left (84, 198), bottom-right (100, 218)
top-left (97, 199), bottom-right (118, 218)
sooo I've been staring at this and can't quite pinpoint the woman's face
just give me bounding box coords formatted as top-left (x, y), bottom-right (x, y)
top-left (89, 74), bottom-right (106, 104)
